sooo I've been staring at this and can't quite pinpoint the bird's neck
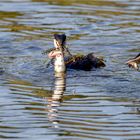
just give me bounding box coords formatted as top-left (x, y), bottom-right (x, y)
top-left (54, 51), bottom-right (66, 73)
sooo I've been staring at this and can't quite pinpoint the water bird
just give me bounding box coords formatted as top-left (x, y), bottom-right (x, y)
top-left (126, 53), bottom-right (140, 70)
top-left (48, 34), bottom-right (105, 71)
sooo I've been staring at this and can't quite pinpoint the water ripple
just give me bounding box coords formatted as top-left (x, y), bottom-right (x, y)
top-left (0, 0), bottom-right (140, 140)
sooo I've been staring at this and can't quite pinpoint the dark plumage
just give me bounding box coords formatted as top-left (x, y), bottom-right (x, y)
top-left (54, 34), bottom-right (66, 47)
top-left (65, 53), bottom-right (105, 71)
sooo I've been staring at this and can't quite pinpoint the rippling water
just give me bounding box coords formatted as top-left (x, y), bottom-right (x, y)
top-left (0, 0), bottom-right (140, 139)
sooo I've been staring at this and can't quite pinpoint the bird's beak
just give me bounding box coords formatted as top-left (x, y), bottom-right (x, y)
top-left (54, 39), bottom-right (61, 49)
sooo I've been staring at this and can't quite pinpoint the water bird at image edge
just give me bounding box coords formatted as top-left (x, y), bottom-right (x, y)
top-left (126, 53), bottom-right (140, 70)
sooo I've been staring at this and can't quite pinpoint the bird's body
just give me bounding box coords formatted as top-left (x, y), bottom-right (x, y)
top-left (65, 53), bottom-right (105, 71)
top-left (49, 50), bottom-right (105, 71)
top-left (126, 53), bottom-right (140, 70)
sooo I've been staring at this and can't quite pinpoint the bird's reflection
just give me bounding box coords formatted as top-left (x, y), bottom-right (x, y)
top-left (47, 72), bottom-right (66, 128)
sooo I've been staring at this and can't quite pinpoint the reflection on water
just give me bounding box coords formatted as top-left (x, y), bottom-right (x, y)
top-left (47, 73), bottom-right (66, 128)
top-left (0, 0), bottom-right (140, 139)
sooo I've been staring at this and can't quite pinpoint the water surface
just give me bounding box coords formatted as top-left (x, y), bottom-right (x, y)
top-left (0, 0), bottom-right (140, 140)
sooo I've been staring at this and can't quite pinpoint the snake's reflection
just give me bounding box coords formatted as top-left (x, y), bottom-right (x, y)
top-left (47, 72), bottom-right (66, 128)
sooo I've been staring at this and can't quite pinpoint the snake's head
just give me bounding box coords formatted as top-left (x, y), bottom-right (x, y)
top-left (48, 50), bottom-right (63, 59)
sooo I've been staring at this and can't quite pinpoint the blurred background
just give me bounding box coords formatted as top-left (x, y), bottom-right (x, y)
top-left (0, 0), bottom-right (140, 140)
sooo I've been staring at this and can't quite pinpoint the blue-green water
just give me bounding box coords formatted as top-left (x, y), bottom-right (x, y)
top-left (0, 0), bottom-right (140, 140)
